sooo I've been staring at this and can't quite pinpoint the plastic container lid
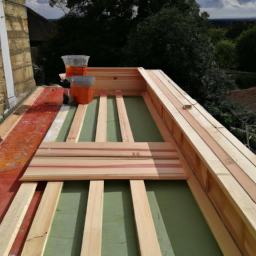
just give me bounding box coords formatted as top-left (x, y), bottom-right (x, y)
top-left (71, 76), bottom-right (95, 87)
top-left (61, 55), bottom-right (90, 66)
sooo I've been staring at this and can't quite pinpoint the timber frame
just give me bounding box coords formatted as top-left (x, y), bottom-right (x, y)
top-left (0, 67), bottom-right (256, 256)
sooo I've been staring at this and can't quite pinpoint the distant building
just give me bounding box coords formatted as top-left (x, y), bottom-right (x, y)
top-left (27, 7), bottom-right (56, 47)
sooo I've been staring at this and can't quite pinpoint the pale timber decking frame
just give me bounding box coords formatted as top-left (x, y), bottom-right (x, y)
top-left (0, 67), bottom-right (255, 255)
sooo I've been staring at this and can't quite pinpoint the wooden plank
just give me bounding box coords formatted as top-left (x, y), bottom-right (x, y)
top-left (43, 105), bottom-right (70, 142)
top-left (93, 90), bottom-right (143, 97)
top-left (143, 92), bottom-right (241, 256)
top-left (21, 160), bottom-right (186, 181)
top-left (81, 92), bottom-right (106, 256)
top-left (0, 87), bottom-right (44, 142)
top-left (115, 91), bottom-right (134, 142)
top-left (140, 69), bottom-right (256, 254)
top-left (95, 93), bottom-right (107, 142)
top-left (66, 104), bottom-right (87, 143)
top-left (130, 179), bottom-right (162, 256)
top-left (36, 142), bottom-right (178, 158)
top-left (0, 182), bottom-right (37, 256)
top-left (116, 92), bottom-right (162, 256)
top-left (21, 182), bottom-right (63, 256)
top-left (81, 180), bottom-right (104, 256)
top-left (154, 70), bottom-right (256, 183)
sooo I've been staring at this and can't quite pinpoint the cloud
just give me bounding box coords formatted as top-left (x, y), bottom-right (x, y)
top-left (198, 0), bottom-right (256, 18)
top-left (26, 0), bottom-right (66, 19)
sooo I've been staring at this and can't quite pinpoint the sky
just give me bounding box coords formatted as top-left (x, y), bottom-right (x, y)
top-left (26, 0), bottom-right (256, 20)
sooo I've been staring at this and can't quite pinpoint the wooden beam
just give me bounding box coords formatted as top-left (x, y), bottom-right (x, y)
top-left (153, 70), bottom-right (256, 189)
top-left (115, 92), bottom-right (162, 256)
top-left (115, 91), bottom-right (134, 142)
top-left (21, 182), bottom-right (63, 256)
top-left (81, 94), bottom-right (106, 256)
top-left (95, 93), bottom-right (107, 142)
top-left (143, 92), bottom-right (241, 256)
top-left (66, 104), bottom-right (87, 143)
top-left (0, 183), bottom-right (37, 256)
top-left (80, 180), bottom-right (104, 256)
top-left (36, 142), bottom-right (178, 158)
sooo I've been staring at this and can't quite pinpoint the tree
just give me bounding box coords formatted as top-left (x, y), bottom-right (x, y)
top-left (125, 7), bottom-right (233, 106)
top-left (208, 27), bottom-right (227, 44)
top-left (214, 40), bottom-right (237, 69)
top-left (236, 26), bottom-right (256, 72)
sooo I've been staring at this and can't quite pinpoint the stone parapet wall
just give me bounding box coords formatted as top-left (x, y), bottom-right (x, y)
top-left (0, 0), bottom-right (35, 115)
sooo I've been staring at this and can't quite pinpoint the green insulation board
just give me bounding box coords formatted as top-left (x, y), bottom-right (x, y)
top-left (102, 181), bottom-right (139, 256)
top-left (43, 181), bottom-right (89, 256)
top-left (107, 97), bottom-right (122, 142)
top-left (145, 181), bottom-right (223, 256)
top-left (124, 96), bottom-right (164, 142)
top-left (79, 98), bottom-right (99, 142)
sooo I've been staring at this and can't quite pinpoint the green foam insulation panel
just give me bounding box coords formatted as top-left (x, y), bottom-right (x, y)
top-left (101, 181), bottom-right (139, 256)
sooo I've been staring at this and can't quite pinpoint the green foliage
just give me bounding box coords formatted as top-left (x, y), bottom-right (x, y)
top-left (232, 74), bottom-right (256, 89)
top-left (214, 40), bottom-right (237, 69)
top-left (236, 26), bottom-right (256, 72)
top-left (208, 27), bottom-right (227, 44)
top-left (125, 7), bottom-right (234, 106)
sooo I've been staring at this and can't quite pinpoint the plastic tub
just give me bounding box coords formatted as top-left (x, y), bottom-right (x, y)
top-left (61, 55), bottom-right (90, 80)
top-left (70, 76), bottom-right (95, 104)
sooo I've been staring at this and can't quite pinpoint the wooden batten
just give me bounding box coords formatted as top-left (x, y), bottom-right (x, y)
top-left (116, 92), bottom-right (162, 256)
top-left (139, 67), bottom-right (256, 256)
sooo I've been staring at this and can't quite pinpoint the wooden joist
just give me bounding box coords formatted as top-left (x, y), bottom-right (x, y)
top-left (116, 92), bottom-right (162, 256)
top-left (143, 92), bottom-right (241, 256)
top-left (66, 104), bottom-right (87, 143)
top-left (21, 182), bottom-right (63, 256)
top-left (0, 183), bottom-right (37, 256)
top-left (36, 142), bottom-right (178, 158)
top-left (81, 93), bottom-right (106, 256)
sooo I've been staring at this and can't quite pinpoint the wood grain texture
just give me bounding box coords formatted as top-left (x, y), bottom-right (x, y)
top-left (81, 93), bottom-right (106, 256)
top-left (0, 87), bottom-right (44, 142)
top-left (81, 180), bottom-right (104, 256)
top-left (143, 92), bottom-right (241, 256)
top-left (66, 104), bottom-right (87, 143)
top-left (95, 93), bottom-right (107, 142)
top-left (0, 183), bottom-right (37, 256)
top-left (115, 92), bottom-right (134, 142)
top-left (36, 142), bottom-right (178, 158)
top-left (116, 92), bottom-right (162, 256)
top-left (154, 70), bottom-right (256, 190)
top-left (21, 182), bottom-right (63, 256)
top-left (21, 159), bottom-right (185, 181)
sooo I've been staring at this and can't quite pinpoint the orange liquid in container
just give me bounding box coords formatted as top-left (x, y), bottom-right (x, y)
top-left (66, 65), bottom-right (87, 77)
top-left (71, 82), bottom-right (94, 104)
